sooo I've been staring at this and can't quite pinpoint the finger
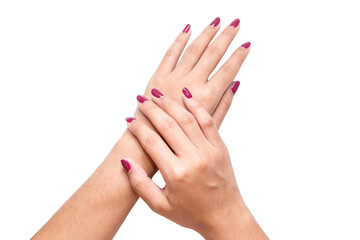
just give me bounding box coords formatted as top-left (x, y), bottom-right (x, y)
top-left (175, 17), bottom-right (221, 74)
top-left (192, 18), bottom-right (240, 79)
top-left (146, 89), bottom-right (208, 149)
top-left (121, 158), bottom-right (171, 215)
top-left (212, 81), bottom-right (239, 128)
top-left (157, 24), bottom-right (192, 74)
top-left (137, 91), bottom-right (196, 154)
top-left (125, 117), bottom-right (174, 176)
top-left (181, 88), bottom-right (221, 146)
top-left (208, 42), bottom-right (250, 96)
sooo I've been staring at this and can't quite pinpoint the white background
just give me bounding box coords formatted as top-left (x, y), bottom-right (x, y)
top-left (0, 0), bottom-right (359, 239)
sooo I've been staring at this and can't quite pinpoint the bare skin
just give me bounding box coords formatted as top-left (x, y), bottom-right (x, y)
top-left (32, 17), bottom-right (250, 240)
top-left (122, 91), bottom-right (268, 240)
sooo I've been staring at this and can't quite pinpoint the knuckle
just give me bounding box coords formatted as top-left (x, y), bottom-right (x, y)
top-left (234, 47), bottom-right (247, 58)
top-left (132, 176), bottom-right (147, 193)
top-left (194, 159), bottom-right (208, 172)
top-left (171, 167), bottom-right (187, 182)
top-left (206, 46), bottom-right (223, 58)
top-left (222, 27), bottom-right (236, 37)
top-left (179, 113), bottom-right (196, 126)
top-left (201, 94), bottom-right (213, 106)
top-left (160, 96), bottom-right (172, 108)
top-left (221, 64), bottom-right (237, 76)
top-left (203, 26), bottom-right (215, 35)
top-left (174, 35), bottom-right (186, 44)
top-left (165, 48), bottom-right (176, 57)
top-left (149, 75), bottom-right (162, 85)
top-left (201, 116), bottom-right (216, 129)
top-left (186, 44), bottom-right (200, 55)
top-left (160, 118), bottom-right (177, 131)
top-left (143, 134), bottom-right (159, 147)
top-left (198, 88), bottom-right (214, 103)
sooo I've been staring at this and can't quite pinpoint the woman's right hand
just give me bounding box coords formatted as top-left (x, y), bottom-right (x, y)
top-left (121, 88), bottom-right (268, 240)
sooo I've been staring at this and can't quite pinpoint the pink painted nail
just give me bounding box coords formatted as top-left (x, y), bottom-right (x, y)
top-left (121, 159), bottom-right (131, 172)
top-left (210, 17), bottom-right (220, 27)
top-left (230, 81), bottom-right (240, 95)
top-left (230, 18), bottom-right (240, 28)
top-left (183, 24), bottom-right (191, 33)
top-left (151, 88), bottom-right (164, 98)
top-left (137, 95), bottom-right (148, 103)
top-left (241, 41), bottom-right (251, 49)
top-left (182, 87), bottom-right (192, 98)
top-left (125, 117), bottom-right (136, 123)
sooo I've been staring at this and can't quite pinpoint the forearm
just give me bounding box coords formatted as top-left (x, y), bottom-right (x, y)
top-left (32, 128), bottom-right (155, 240)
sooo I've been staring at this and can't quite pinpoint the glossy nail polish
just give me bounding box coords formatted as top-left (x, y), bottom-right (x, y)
top-left (125, 117), bottom-right (136, 123)
top-left (230, 18), bottom-right (240, 28)
top-left (210, 17), bottom-right (220, 27)
top-left (230, 81), bottom-right (240, 95)
top-left (241, 41), bottom-right (251, 49)
top-left (182, 87), bottom-right (192, 98)
top-left (183, 24), bottom-right (191, 33)
top-left (137, 95), bottom-right (148, 103)
top-left (121, 159), bottom-right (131, 172)
top-left (151, 88), bottom-right (164, 98)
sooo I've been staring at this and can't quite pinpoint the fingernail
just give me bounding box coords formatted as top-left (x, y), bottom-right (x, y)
top-left (182, 87), bottom-right (192, 99)
top-left (230, 81), bottom-right (240, 95)
top-left (137, 95), bottom-right (148, 103)
top-left (183, 24), bottom-right (191, 33)
top-left (121, 159), bottom-right (131, 172)
top-left (230, 18), bottom-right (240, 28)
top-left (210, 17), bottom-right (220, 27)
top-left (241, 41), bottom-right (251, 49)
top-left (151, 88), bottom-right (164, 98)
top-left (125, 117), bottom-right (136, 123)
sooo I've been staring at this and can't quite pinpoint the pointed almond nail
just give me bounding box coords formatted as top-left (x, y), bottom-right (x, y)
top-left (183, 24), bottom-right (191, 33)
top-left (210, 17), bottom-right (220, 27)
top-left (125, 117), bottom-right (136, 123)
top-left (230, 18), bottom-right (240, 28)
top-left (241, 41), bottom-right (251, 49)
top-left (121, 159), bottom-right (131, 172)
top-left (230, 81), bottom-right (240, 95)
top-left (137, 95), bottom-right (148, 103)
top-left (182, 87), bottom-right (192, 99)
top-left (151, 88), bottom-right (164, 98)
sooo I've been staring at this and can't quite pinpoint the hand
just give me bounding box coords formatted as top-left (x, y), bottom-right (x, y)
top-left (31, 18), bottom-right (252, 240)
top-left (125, 17), bottom-right (249, 174)
top-left (134, 17), bottom-right (249, 129)
top-left (121, 89), bottom-right (267, 240)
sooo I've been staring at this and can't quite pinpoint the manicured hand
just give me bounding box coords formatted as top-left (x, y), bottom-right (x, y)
top-left (135, 17), bottom-right (250, 128)
top-left (122, 88), bottom-right (268, 240)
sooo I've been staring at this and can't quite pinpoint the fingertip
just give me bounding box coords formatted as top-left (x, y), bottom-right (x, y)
top-left (121, 159), bottom-right (131, 173)
top-left (182, 87), bottom-right (193, 99)
top-left (182, 23), bottom-right (191, 34)
top-left (182, 87), bottom-right (198, 110)
top-left (151, 88), bottom-right (165, 99)
top-left (230, 81), bottom-right (240, 95)
top-left (240, 41), bottom-right (251, 49)
top-left (209, 17), bottom-right (221, 28)
top-left (125, 117), bottom-right (136, 123)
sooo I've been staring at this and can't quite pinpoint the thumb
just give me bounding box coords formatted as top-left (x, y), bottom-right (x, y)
top-left (120, 158), bottom-right (170, 214)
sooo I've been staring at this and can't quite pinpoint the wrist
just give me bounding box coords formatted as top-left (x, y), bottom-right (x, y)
top-left (112, 128), bottom-right (157, 176)
top-left (200, 196), bottom-right (268, 240)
